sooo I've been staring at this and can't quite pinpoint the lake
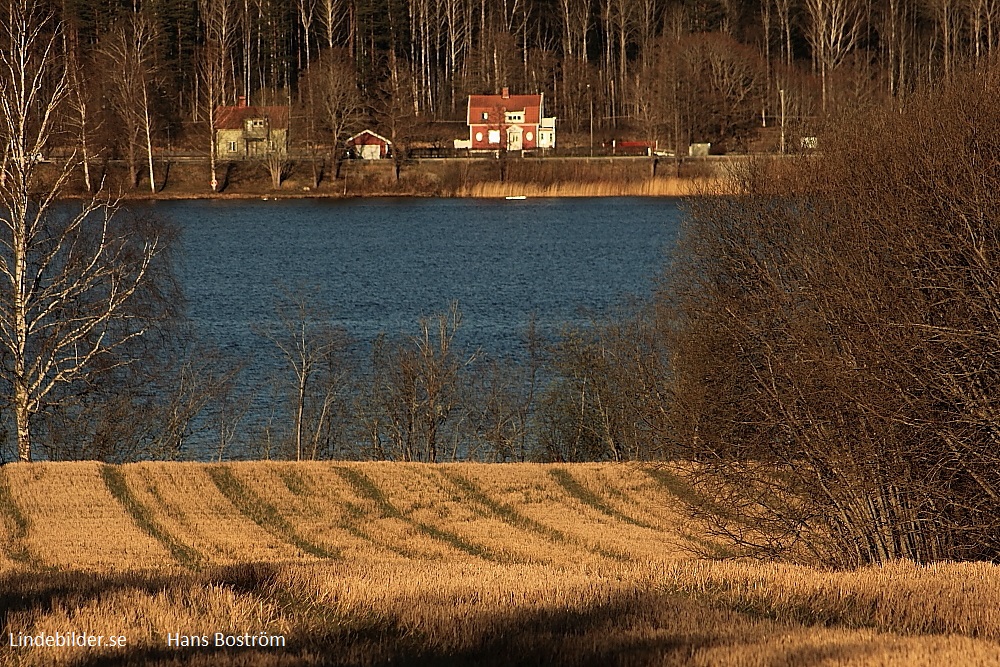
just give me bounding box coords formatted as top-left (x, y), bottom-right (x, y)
top-left (142, 197), bottom-right (684, 457)
top-left (160, 197), bottom-right (681, 356)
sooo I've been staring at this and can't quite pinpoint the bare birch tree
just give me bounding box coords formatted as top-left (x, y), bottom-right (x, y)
top-left (770, 0), bottom-right (797, 70)
top-left (64, 27), bottom-right (97, 192)
top-left (101, 11), bottom-right (158, 191)
top-left (256, 289), bottom-right (351, 461)
top-left (297, 0), bottom-right (319, 73)
top-left (200, 0), bottom-right (237, 192)
top-left (0, 0), bottom-right (165, 462)
top-left (318, 0), bottom-right (345, 50)
top-left (805, 0), bottom-right (863, 108)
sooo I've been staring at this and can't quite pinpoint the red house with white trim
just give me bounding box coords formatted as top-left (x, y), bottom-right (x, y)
top-left (467, 88), bottom-right (556, 152)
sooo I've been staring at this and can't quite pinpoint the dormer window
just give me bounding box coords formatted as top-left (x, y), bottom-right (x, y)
top-left (505, 111), bottom-right (524, 123)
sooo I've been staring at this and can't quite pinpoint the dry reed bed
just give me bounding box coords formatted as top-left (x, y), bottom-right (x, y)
top-left (456, 177), bottom-right (728, 198)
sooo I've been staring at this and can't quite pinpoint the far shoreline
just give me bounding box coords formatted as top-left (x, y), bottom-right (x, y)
top-left (100, 176), bottom-right (730, 202)
top-left (45, 155), bottom-right (740, 201)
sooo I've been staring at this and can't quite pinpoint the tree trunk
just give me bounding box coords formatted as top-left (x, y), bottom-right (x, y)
top-left (296, 375), bottom-right (306, 460)
top-left (15, 379), bottom-right (31, 462)
top-left (143, 83), bottom-right (156, 192)
top-left (14, 236), bottom-right (30, 462)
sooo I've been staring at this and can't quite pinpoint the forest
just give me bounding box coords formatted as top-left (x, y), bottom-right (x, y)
top-left (26, 0), bottom-right (1000, 171)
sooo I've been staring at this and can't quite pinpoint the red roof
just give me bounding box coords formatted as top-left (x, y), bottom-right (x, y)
top-left (346, 130), bottom-right (392, 146)
top-left (467, 94), bottom-right (543, 125)
top-left (214, 105), bottom-right (289, 130)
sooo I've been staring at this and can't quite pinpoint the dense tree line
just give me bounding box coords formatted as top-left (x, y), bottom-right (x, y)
top-left (30, 0), bottom-right (1000, 168)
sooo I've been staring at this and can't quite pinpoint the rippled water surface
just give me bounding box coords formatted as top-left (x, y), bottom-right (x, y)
top-left (154, 197), bottom-right (683, 363)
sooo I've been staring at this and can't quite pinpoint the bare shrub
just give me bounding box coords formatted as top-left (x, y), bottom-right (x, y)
top-left (357, 302), bottom-right (476, 462)
top-left (537, 304), bottom-right (668, 463)
top-left (664, 69), bottom-right (1000, 566)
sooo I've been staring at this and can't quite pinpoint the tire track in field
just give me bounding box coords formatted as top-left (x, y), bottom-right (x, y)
top-left (207, 466), bottom-right (340, 560)
top-left (548, 468), bottom-right (656, 529)
top-left (436, 469), bottom-right (633, 563)
top-left (0, 469), bottom-right (36, 567)
top-left (333, 467), bottom-right (510, 563)
top-left (642, 466), bottom-right (740, 558)
top-left (276, 467), bottom-right (421, 560)
top-left (101, 465), bottom-right (203, 568)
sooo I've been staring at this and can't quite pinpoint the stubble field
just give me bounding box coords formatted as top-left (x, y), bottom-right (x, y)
top-left (2, 462), bottom-right (1000, 666)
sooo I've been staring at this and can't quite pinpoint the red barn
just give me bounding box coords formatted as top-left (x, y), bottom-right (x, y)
top-left (467, 88), bottom-right (556, 153)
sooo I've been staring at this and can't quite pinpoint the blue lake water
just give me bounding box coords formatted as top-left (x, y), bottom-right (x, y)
top-left (152, 197), bottom-right (683, 363)
top-left (135, 197), bottom-right (683, 458)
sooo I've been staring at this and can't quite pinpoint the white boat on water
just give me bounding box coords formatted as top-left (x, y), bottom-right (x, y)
top-left (505, 195), bottom-right (527, 200)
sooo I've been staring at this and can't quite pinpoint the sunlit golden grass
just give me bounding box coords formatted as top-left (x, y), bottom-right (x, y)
top-left (3, 462), bottom-right (171, 570)
top-left (456, 177), bottom-right (729, 197)
top-left (3, 462), bottom-right (1000, 665)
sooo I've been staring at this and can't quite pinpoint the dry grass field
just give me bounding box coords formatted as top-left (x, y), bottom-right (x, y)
top-left (2, 462), bottom-right (1000, 666)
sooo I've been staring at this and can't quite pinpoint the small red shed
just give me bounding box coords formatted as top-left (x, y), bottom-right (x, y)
top-left (346, 130), bottom-right (392, 159)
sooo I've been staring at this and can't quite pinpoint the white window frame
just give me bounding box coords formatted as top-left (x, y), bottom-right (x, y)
top-left (488, 129), bottom-right (501, 144)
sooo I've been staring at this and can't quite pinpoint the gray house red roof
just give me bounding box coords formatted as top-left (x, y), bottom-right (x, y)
top-left (214, 103), bottom-right (289, 130)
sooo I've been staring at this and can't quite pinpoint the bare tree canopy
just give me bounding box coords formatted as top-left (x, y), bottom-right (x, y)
top-left (22, 0), bottom-right (1000, 168)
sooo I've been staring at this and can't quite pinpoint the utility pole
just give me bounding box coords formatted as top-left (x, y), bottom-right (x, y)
top-left (588, 83), bottom-right (593, 157)
top-left (779, 88), bottom-right (787, 154)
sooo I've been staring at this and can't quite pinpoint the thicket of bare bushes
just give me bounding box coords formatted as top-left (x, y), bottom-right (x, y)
top-left (662, 70), bottom-right (1000, 567)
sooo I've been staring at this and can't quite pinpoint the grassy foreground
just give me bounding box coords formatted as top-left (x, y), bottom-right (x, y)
top-left (1, 462), bottom-right (1000, 666)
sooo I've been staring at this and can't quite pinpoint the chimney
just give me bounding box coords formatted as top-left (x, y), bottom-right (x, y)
top-left (501, 87), bottom-right (510, 99)
top-left (238, 95), bottom-right (247, 108)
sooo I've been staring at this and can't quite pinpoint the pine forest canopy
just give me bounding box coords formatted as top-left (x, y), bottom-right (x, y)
top-left (25, 0), bottom-right (1000, 160)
